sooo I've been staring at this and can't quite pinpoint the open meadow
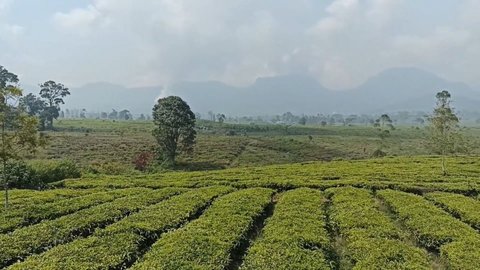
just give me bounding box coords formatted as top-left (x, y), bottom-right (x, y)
top-left (34, 119), bottom-right (480, 173)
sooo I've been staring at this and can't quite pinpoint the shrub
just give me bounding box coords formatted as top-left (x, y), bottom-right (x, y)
top-left (86, 161), bottom-right (135, 175)
top-left (372, 149), bottom-right (387, 157)
top-left (29, 160), bottom-right (81, 186)
top-left (2, 160), bottom-right (81, 189)
top-left (133, 152), bottom-right (154, 172)
top-left (2, 161), bottom-right (36, 189)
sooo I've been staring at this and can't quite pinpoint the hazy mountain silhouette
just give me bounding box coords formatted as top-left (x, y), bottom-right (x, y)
top-left (333, 67), bottom-right (478, 113)
top-left (170, 74), bottom-right (331, 115)
top-left (24, 67), bottom-right (480, 115)
top-left (171, 67), bottom-right (479, 115)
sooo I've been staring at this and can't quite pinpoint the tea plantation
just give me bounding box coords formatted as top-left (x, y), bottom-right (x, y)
top-left (1, 156), bottom-right (480, 269)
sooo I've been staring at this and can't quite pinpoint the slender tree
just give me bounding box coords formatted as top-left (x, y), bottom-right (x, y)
top-left (428, 90), bottom-right (462, 175)
top-left (152, 96), bottom-right (196, 167)
top-left (0, 66), bottom-right (43, 208)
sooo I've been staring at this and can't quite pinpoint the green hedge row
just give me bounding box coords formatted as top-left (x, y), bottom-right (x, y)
top-left (378, 189), bottom-right (480, 269)
top-left (425, 191), bottom-right (480, 230)
top-left (8, 186), bottom-right (233, 270)
top-left (58, 174), bottom-right (480, 195)
top-left (241, 188), bottom-right (332, 270)
top-left (0, 189), bottom-right (134, 233)
top-left (131, 188), bottom-right (274, 270)
top-left (328, 187), bottom-right (430, 269)
top-left (0, 187), bottom-right (183, 268)
top-left (0, 188), bottom-right (94, 211)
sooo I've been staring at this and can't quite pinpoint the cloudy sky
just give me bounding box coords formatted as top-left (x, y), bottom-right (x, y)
top-left (0, 0), bottom-right (479, 89)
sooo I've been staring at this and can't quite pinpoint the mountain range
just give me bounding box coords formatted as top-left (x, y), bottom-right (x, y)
top-left (23, 67), bottom-right (480, 115)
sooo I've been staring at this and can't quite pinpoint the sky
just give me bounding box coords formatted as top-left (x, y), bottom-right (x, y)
top-left (0, 0), bottom-right (479, 90)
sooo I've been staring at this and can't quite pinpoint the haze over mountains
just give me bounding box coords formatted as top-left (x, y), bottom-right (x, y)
top-left (26, 67), bottom-right (480, 116)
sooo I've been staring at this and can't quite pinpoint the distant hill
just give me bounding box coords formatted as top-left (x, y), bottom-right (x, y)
top-left (331, 67), bottom-right (478, 113)
top-left (22, 67), bottom-right (480, 115)
top-left (170, 74), bottom-right (332, 115)
top-left (171, 67), bottom-right (480, 115)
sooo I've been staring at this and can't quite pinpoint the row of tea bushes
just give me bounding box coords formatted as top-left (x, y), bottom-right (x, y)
top-left (8, 186), bottom-right (233, 270)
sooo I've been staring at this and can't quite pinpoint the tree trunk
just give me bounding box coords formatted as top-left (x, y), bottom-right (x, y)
top-left (441, 153), bottom-right (447, 176)
top-left (3, 160), bottom-right (8, 209)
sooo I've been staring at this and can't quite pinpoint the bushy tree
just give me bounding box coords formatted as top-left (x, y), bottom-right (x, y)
top-left (0, 66), bottom-right (43, 208)
top-left (39, 80), bottom-right (70, 129)
top-left (19, 93), bottom-right (46, 116)
top-left (152, 96), bottom-right (196, 167)
top-left (428, 90), bottom-right (463, 175)
top-left (119, 109), bottom-right (132, 120)
top-left (216, 113), bottom-right (226, 124)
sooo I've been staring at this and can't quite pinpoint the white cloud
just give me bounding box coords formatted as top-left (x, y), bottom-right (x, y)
top-left (312, 0), bottom-right (360, 34)
top-left (366, 0), bottom-right (403, 26)
top-left (0, 24), bottom-right (24, 37)
top-left (0, 0), bottom-right (24, 42)
top-left (53, 5), bottom-right (102, 35)
top-left (393, 28), bottom-right (471, 59)
top-left (0, 0), bottom-right (11, 12)
top-left (3, 0), bottom-right (479, 89)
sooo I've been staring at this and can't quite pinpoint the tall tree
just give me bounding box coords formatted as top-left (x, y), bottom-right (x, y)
top-left (39, 81), bottom-right (70, 129)
top-left (428, 90), bottom-right (462, 175)
top-left (152, 96), bottom-right (196, 167)
top-left (0, 66), bottom-right (43, 208)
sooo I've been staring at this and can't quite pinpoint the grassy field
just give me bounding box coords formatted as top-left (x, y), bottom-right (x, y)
top-left (2, 156), bottom-right (480, 269)
top-left (33, 119), bottom-right (480, 173)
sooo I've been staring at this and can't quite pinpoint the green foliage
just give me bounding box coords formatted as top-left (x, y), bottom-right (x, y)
top-left (0, 188), bottom-right (182, 268)
top-left (33, 118), bottom-right (480, 172)
top-left (29, 160), bottom-right (81, 185)
top-left (0, 189), bottom-right (129, 233)
top-left (1, 160), bottom-right (81, 189)
top-left (19, 93), bottom-right (46, 117)
top-left (378, 190), bottom-right (480, 251)
top-left (380, 189), bottom-right (480, 268)
top-left (241, 188), bottom-right (332, 270)
top-left (428, 90), bottom-right (464, 175)
top-left (426, 192), bottom-right (480, 230)
top-left (440, 240), bottom-right (480, 270)
top-left (86, 161), bottom-right (136, 175)
top-left (0, 66), bottom-right (43, 208)
top-left (132, 188), bottom-right (274, 270)
top-left (8, 186), bottom-right (232, 270)
top-left (1, 161), bottom-right (35, 189)
top-left (0, 188), bottom-right (94, 211)
top-left (327, 187), bottom-right (430, 269)
top-left (152, 96), bottom-right (196, 167)
top-left (3, 164), bottom-right (480, 268)
top-left (38, 80), bottom-right (70, 130)
top-left (58, 156), bottom-right (480, 194)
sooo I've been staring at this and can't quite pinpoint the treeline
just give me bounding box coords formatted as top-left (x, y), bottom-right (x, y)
top-left (197, 111), bottom-right (429, 126)
top-left (58, 109), bottom-right (151, 121)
